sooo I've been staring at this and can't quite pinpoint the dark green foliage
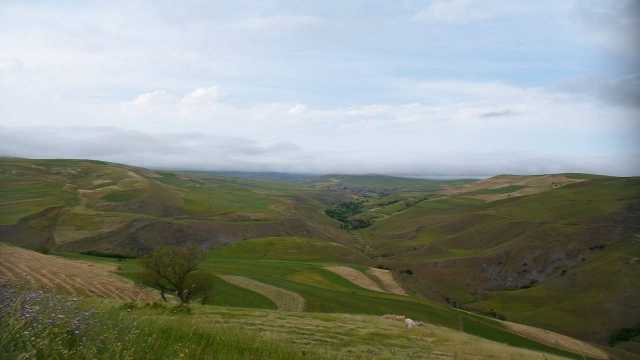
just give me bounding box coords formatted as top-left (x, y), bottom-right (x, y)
top-left (344, 218), bottom-right (372, 230)
top-left (81, 251), bottom-right (134, 259)
top-left (325, 201), bottom-right (364, 222)
top-left (325, 201), bottom-right (371, 229)
top-left (184, 272), bottom-right (216, 304)
top-left (141, 246), bottom-right (206, 304)
top-left (609, 324), bottom-right (640, 346)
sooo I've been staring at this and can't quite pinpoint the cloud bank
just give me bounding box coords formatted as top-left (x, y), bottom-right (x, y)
top-left (0, 1), bottom-right (638, 176)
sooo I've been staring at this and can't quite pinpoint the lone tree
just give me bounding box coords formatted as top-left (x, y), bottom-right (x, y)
top-left (141, 245), bottom-right (207, 304)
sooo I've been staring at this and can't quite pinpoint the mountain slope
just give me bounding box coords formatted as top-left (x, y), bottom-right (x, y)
top-left (361, 176), bottom-right (640, 345)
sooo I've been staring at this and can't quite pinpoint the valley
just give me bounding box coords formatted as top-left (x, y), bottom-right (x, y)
top-left (1, 157), bottom-right (639, 359)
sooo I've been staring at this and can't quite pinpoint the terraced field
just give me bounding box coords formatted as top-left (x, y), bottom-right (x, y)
top-left (143, 254), bottom-right (597, 359)
top-left (0, 244), bottom-right (155, 302)
top-left (1, 242), bottom-right (603, 359)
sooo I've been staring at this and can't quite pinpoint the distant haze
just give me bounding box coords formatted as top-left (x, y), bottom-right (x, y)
top-left (1, 1), bottom-right (639, 176)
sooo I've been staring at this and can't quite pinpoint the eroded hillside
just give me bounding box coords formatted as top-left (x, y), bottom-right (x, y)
top-left (0, 158), bottom-right (350, 256)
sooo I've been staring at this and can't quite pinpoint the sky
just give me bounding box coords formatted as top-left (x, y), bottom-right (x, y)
top-left (1, 0), bottom-right (639, 176)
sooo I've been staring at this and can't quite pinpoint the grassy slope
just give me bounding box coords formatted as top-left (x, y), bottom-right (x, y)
top-left (2, 158), bottom-right (635, 353)
top-left (0, 240), bottom-right (584, 358)
top-left (469, 239), bottom-right (640, 342)
top-left (312, 174), bottom-right (473, 192)
top-left (361, 176), bottom-right (640, 344)
top-left (211, 236), bottom-right (368, 263)
top-left (0, 289), bottom-right (327, 360)
top-left (0, 158), bottom-right (353, 257)
top-left (72, 251), bottom-right (587, 359)
top-left (1, 286), bottom-right (582, 360)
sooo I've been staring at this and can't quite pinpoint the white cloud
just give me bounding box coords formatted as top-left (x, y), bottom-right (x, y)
top-left (288, 104), bottom-right (307, 115)
top-left (3, 81), bottom-right (638, 176)
top-left (130, 90), bottom-right (175, 107)
top-left (180, 86), bottom-right (221, 106)
top-left (0, 58), bottom-right (23, 73)
top-left (0, 1), bottom-right (637, 176)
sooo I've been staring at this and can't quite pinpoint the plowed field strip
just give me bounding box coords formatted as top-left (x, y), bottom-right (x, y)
top-left (219, 275), bottom-right (305, 312)
top-left (0, 244), bottom-right (156, 302)
top-left (367, 268), bottom-right (407, 295)
top-left (324, 266), bottom-right (385, 292)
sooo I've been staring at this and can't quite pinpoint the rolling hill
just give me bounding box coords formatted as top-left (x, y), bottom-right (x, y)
top-left (0, 243), bottom-right (603, 359)
top-left (0, 158), bottom-right (350, 256)
top-left (1, 157), bottom-right (639, 358)
top-left (359, 175), bottom-right (640, 346)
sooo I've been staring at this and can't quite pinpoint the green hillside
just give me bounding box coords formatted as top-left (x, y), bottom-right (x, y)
top-left (56, 249), bottom-right (589, 359)
top-left (311, 174), bottom-right (474, 192)
top-left (359, 176), bottom-right (640, 345)
top-left (2, 157), bottom-right (639, 357)
top-left (0, 158), bottom-right (351, 256)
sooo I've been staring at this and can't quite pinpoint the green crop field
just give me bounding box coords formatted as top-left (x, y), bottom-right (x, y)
top-left (55, 249), bottom-right (587, 360)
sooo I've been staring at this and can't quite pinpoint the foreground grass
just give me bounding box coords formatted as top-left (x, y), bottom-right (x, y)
top-left (53, 250), bottom-right (591, 359)
top-left (0, 289), bottom-right (329, 360)
top-left (0, 287), bottom-right (576, 360)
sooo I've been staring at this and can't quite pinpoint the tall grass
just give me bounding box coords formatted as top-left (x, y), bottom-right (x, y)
top-left (0, 294), bottom-right (329, 360)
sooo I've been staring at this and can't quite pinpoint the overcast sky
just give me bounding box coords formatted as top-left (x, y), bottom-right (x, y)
top-left (1, 0), bottom-right (639, 176)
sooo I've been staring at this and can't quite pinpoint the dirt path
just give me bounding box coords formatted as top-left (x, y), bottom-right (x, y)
top-left (367, 268), bottom-right (407, 295)
top-left (324, 266), bottom-right (385, 292)
top-left (219, 275), bottom-right (305, 312)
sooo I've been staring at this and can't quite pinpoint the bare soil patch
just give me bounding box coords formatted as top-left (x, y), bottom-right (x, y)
top-left (503, 321), bottom-right (609, 359)
top-left (367, 267), bottom-right (407, 295)
top-left (441, 175), bottom-right (585, 202)
top-left (219, 275), bottom-right (305, 312)
top-left (324, 266), bottom-right (385, 292)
